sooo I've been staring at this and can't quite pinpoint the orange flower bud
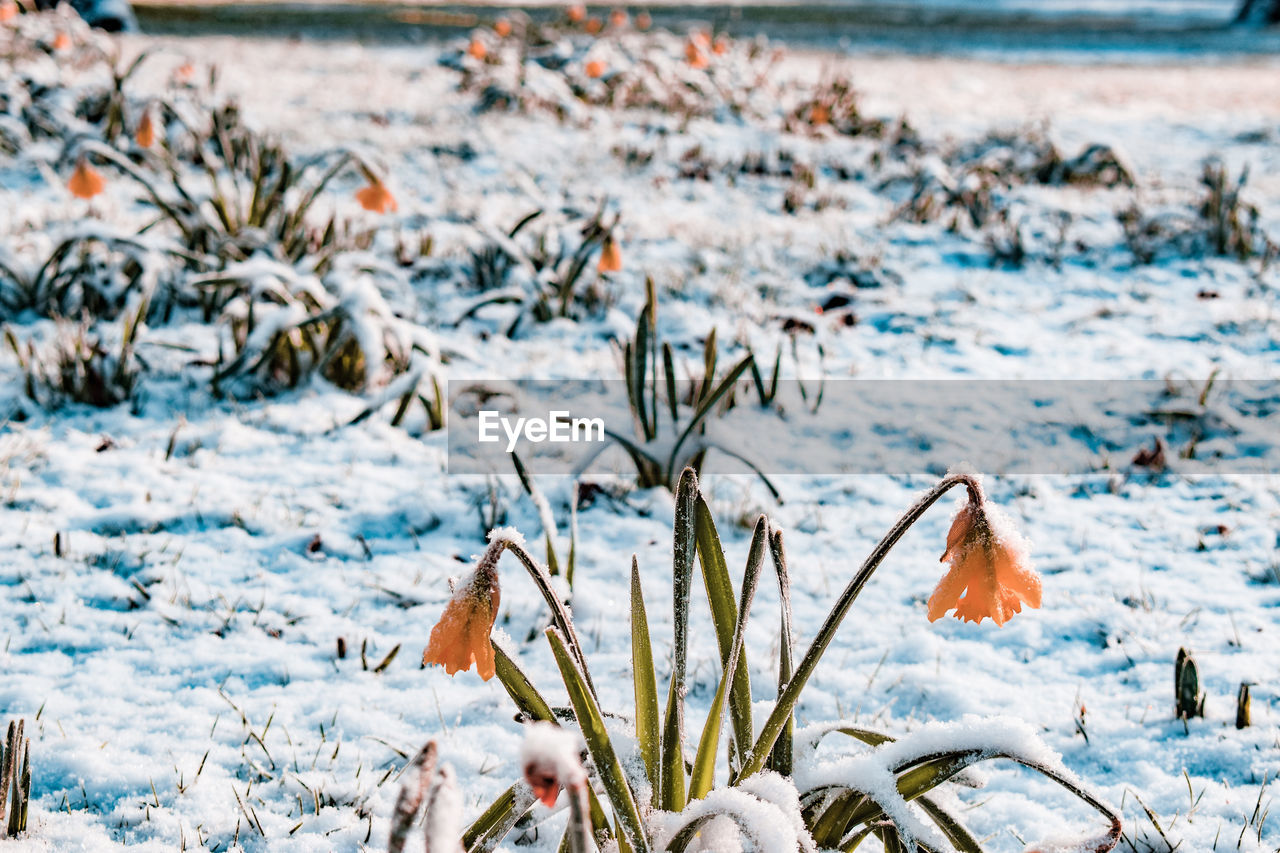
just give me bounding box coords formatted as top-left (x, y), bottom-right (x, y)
top-left (467, 38), bottom-right (487, 60)
top-left (597, 235), bottom-right (622, 272)
top-left (712, 36), bottom-right (729, 55)
top-left (355, 178), bottom-right (398, 214)
top-left (567, 4), bottom-right (586, 23)
top-left (67, 158), bottom-right (105, 199)
top-left (584, 16), bottom-right (602, 34)
top-left (584, 59), bottom-right (606, 78)
top-left (609, 8), bottom-right (628, 28)
top-left (927, 496), bottom-right (1041, 626)
top-left (422, 546), bottom-right (502, 680)
top-left (0, 1), bottom-right (19, 23)
top-left (685, 41), bottom-right (708, 69)
top-left (52, 31), bottom-right (72, 52)
top-left (810, 103), bottom-right (830, 126)
top-left (494, 17), bottom-right (512, 37)
top-left (135, 109), bottom-right (155, 149)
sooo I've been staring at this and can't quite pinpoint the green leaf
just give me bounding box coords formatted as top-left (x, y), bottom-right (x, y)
top-left (666, 354), bottom-right (753, 476)
top-left (693, 496), bottom-right (753, 773)
top-left (659, 469), bottom-right (698, 811)
top-left (662, 342), bottom-right (678, 426)
top-left (492, 642), bottom-right (556, 723)
top-left (462, 782), bottom-right (536, 852)
top-left (691, 517), bottom-right (767, 799)
top-left (546, 628), bottom-right (651, 853)
top-left (917, 795), bottom-right (985, 853)
top-left (766, 528), bottom-right (795, 776)
top-left (630, 558), bottom-right (660, 793)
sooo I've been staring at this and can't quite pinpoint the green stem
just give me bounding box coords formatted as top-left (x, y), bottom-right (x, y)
top-left (737, 473), bottom-right (983, 781)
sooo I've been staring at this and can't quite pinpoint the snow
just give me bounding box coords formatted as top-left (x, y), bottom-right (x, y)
top-left (520, 722), bottom-right (586, 789)
top-left (0, 9), bottom-right (1278, 853)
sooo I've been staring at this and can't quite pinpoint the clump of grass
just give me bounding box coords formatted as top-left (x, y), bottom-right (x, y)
top-left (207, 259), bottom-right (437, 399)
top-left (1, 719), bottom-right (31, 839)
top-left (417, 469), bottom-right (1121, 853)
top-left (445, 15), bottom-right (783, 122)
top-left (74, 102), bottom-right (382, 268)
top-left (0, 225), bottom-right (188, 321)
top-left (5, 293), bottom-right (149, 409)
top-left (456, 205), bottom-right (617, 336)
top-left (597, 278), bottom-right (774, 496)
top-left (783, 77), bottom-right (885, 138)
top-left (1120, 158), bottom-right (1275, 265)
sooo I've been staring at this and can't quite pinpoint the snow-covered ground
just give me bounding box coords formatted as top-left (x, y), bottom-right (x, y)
top-left (1, 12), bottom-right (1278, 853)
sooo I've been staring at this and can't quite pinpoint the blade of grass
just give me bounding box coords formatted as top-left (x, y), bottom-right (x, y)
top-left (658, 469), bottom-right (698, 811)
top-left (630, 558), bottom-right (661, 794)
top-left (693, 495), bottom-right (753, 773)
top-left (690, 516), bottom-right (767, 800)
top-left (546, 628), bottom-right (650, 853)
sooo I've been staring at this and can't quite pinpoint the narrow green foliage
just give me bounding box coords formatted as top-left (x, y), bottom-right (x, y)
top-left (694, 495), bottom-right (754, 774)
top-left (658, 470), bottom-right (697, 811)
top-left (630, 558), bottom-right (661, 793)
top-left (690, 516), bottom-right (766, 799)
top-left (546, 628), bottom-right (651, 853)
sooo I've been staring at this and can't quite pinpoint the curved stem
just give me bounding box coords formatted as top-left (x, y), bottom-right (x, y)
top-left (737, 473), bottom-right (982, 781)
top-left (497, 537), bottom-right (597, 698)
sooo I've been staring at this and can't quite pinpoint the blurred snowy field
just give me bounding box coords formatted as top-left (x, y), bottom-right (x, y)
top-left (1, 23), bottom-right (1279, 853)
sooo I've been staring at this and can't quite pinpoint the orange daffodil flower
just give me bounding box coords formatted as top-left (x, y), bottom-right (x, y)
top-left (422, 540), bottom-right (503, 680)
top-left (355, 176), bottom-right (398, 213)
top-left (67, 157), bottom-right (106, 199)
top-left (1, 1), bottom-right (19, 24)
top-left (135, 108), bottom-right (156, 149)
top-left (597, 233), bottom-right (622, 272)
top-left (927, 493), bottom-right (1041, 626)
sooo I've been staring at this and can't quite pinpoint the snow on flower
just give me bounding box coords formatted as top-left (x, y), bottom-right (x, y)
top-left (928, 493), bottom-right (1041, 626)
top-left (520, 722), bottom-right (586, 807)
top-left (422, 546), bottom-right (502, 680)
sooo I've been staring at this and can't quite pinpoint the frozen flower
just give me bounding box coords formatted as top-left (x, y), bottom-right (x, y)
top-left (685, 41), bottom-right (709, 69)
top-left (810, 103), bottom-right (830, 126)
top-left (521, 723), bottom-right (586, 808)
top-left (494, 18), bottom-right (511, 37)
top-left (135, 109), bottom-right (155, 149)
top-left (355, 178), bottom-right (398, 213)
top-left (609, 8), bottom-right (628, 28)
top-left (585, 59), bottom-right (606, 78)
top-left (422, 552), bottom-right (501, 680)
top-left (712, 35), bottom-right (729, 55)
top-left (584, 16), bottom-right (602, 34)
top-left (52, 31), bottom-right (72, 52)
top-left (67, 158), bottom-right (105, 199)
top-left (567, 4), bottom-right (586, 23)
top-left (927, 496), bottom-right (1041, 626)
top-left (597, 234), bottom-right (622, 272)
top-left (467, 38), bottom-right (487, 60)
top-left (1, 1), bottom-right (18, 23)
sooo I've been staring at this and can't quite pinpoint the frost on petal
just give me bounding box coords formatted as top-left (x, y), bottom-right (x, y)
top-left (422, 565), bottom-right (501, 680)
